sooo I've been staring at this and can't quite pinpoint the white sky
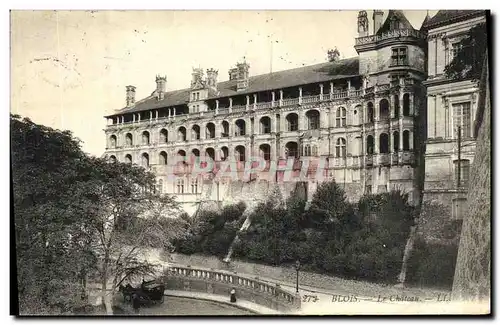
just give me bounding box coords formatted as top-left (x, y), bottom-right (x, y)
top-left (11, 10), bottom-right (435, 156)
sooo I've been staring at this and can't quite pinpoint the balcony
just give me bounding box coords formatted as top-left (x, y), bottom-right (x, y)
top-left (355, 29), bottom-right (426, 46)
top-left (282, 98), bottom-right (299, 106)
top-left (365, 155), bottom-right (374, 166)
top-left (232, 104), bottom-right (246, 113)
top-left (391, 152), bottom-right (399, 165)
top-left (399, 151), bottom-right (415, 165)
top-left (377, 153), bottom-right (391, 166)
top-left (301, 94), bottom-right (320, 104)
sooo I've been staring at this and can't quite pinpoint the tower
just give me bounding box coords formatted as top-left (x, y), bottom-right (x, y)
top-left (357, 10), bottom-right (369, 37)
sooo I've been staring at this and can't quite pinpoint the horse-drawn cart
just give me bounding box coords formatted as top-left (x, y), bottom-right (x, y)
top-left (119, 279), bottom-right (166, 306)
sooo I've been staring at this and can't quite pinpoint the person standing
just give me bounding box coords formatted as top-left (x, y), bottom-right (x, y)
top-left (132, 293), bottom-right (140, 314)
top-left (230, 288), bottom-right (236, 303)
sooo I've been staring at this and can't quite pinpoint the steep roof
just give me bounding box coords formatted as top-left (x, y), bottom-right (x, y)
top-left (376, 10), bottom-right (415, 35)
top-left (422, 10), bottom-right (486, 30)
top-left (107, 57), bottom-right (360, 117)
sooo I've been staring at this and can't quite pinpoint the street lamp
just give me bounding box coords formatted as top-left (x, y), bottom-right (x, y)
top-left (294, 260), bottom-right (300, 293)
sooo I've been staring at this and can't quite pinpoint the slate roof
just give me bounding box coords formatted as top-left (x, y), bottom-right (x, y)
top-left (106, 57), bottom-right (360, 117)
top-left (422, 10), bottom-right (486, 30)
top-left (376, 10), bottom-right (415, 35)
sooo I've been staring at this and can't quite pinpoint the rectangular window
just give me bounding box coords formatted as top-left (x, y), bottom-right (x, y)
top-left (451, 42), bottom-right (462, 59)
top-left (365, 185), bottom-right (372, 194)
top-left (452, 102), bottom-right (471, 138)
top-left (454, 159), bottom-right (470, 188)
top-left (391, 47), bottom-right (408, 66)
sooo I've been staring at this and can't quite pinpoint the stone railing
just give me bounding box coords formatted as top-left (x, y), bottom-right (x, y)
top-left (231, 104), bottom-right (246, 113)
top-left (355, 29), bottom-right (426, 45)
top-left (165, 264), bottom-right (301, 313)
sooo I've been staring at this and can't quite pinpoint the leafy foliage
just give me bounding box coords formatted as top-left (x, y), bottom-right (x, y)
top-left (444, 22), bottom-right (488, 81)
top-left (12, 114), bottom-right (183, 315)
top-left (177, 181), bottom-right (418, 284)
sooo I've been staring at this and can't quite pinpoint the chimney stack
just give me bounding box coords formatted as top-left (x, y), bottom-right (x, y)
top-left (236, 60), bottom-right (250, 91)
top-left (126, 85), bottom-right (136, 107)
top-left (206, 68), bottom-right (218, 91)
top-left (228, 68), bottom-right (238, 81)
top-left (155, 75), bottom-right (166, 100)
top-left (191, 68), bottom-right (205, 89)
top-left (373, 10), bottom-right (384, 34)
top-left (357, 11), bottom-right (369, 37)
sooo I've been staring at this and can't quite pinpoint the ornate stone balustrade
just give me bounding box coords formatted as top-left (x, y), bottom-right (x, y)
top-left (355, 29), bottom-right (426, 45)
top-left (231, 104), bottom-right (246, 113)
top-left (165, 264), bottom-right (301, 313)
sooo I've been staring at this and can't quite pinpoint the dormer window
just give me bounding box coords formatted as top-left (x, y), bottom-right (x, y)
top-left (391, 47), bottom-right (408, 66)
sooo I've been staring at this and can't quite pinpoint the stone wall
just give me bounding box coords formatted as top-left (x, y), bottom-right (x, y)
top-left (452, 54), bottom-right (490, 303)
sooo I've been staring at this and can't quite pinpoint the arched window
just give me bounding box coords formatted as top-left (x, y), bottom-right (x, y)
top-left (206, 123), bottom-right (216, 139)
top-left (206, 148), bottom-right (215, 162)
top-left (403, 130), bottom-right (410, 150)
top-left (285, 142), bottom-right (298, 158)
top-left (192, 149), bottom-right (200, 165)
top-left (336, 107), bottom-right (347, 127)
top-left (260, 116), bottom-right (271, 134)
top-left (221, 121), bottom-right (230, 137)
top-left (125, 154), bottom-right (132, 164)
top-left (177, 150), bottom-right (187, 165)
top-left (312, 145), bottom-right (318, 156)
top-left (379, 99), bottom-right (390, 120)
top-left (159, 151), bottom-right (168, 165)
top-left (109, 135), bottom-right (117, 148)
top-left (192, 125), bottom-right (201, 140)
top-left (259, 144), bottom-right (271, 161)
top-left (109, 155), bottom-right (117, 163)
top-left (306, 110), bottom-right (320, 130)
top-left (335, 138), bottom-right (346, 158)
top-left (393, 131), bottom-right (400, 152)
top-left (367, 102), bottom-right (374, 123)
top-left (220, 146), bottom-right (229, 161)
top-left (142, 131), bottom-right (150, 145)
top-left (366, 135), bottom-right (374, 154)
top-left (235, 119), bottom-right (246, 136)
top-left (125, 133), bottom-right (133, 146)
top-left (394, 95), bottom-right (400, 118)
top-left (235, 145), bottom-right (246, 161)
top-left (178, 127), bottom-right (187, 141)
top-left (160, 129), bottom-right (168, 143)
top-left (156, 179), bottom-right (163, 194)
top-left (141, 153), bottom-right (149, 168)
top-left (403, 94), bottom-right (410, 116)
top-left (286, 113), bottom-right (299, 131)
top-left (379, 133), bottom-right (389, 154)
top-left (176, 178), bottom-right (185, 194)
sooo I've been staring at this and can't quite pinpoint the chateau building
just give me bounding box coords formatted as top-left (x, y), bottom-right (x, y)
top-left (103, 10), bottom-right (431, 213)
top-left (421, 10), bottom-right (487, 220)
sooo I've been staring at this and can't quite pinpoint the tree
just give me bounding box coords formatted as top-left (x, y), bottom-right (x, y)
top-left (71, 157), bottom-right (182, 314)
top-left (11, 114), bottom-right (92, 314)
top-left (444, 22), bottom-right (487, 81)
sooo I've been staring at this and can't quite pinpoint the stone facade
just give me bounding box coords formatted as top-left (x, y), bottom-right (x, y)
top-left (421, 11), bottom-right (487, 224)
top-left (104, 10), bottom-right (429, 214)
